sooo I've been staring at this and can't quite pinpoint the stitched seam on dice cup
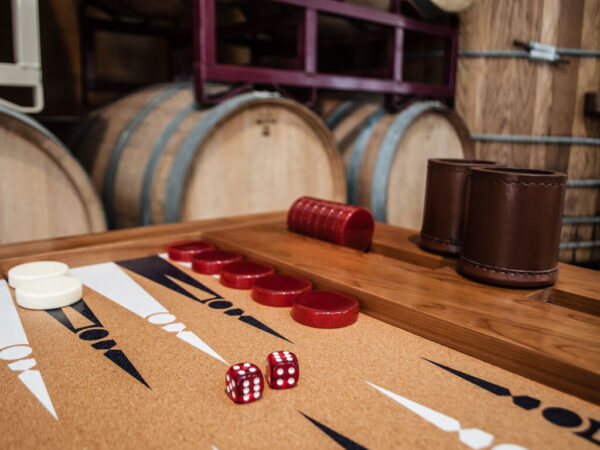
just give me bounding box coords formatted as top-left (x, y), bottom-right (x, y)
top-left (421, 231), bottom-right (461, 246)
top-left (459, 256), bottom-right (558, 277)
top-left (469, 177), bottom-right (564, 187)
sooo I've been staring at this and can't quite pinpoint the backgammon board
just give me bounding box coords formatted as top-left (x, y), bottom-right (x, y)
top-left (0, 212), bottom-right (598, 449)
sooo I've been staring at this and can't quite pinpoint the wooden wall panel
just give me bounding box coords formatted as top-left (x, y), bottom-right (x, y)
top-left (456, 0), bottom-right (600, 265)
top-left (39, 0), bottom-right (83, 114)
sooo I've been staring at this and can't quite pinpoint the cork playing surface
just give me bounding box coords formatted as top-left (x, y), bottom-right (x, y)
top-left (0, 214), bottom-right (599, 449)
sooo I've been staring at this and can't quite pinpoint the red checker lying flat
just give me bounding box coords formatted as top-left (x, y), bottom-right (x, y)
top-left (220, 261), bottom-right (275, 290)
top-left (192, 250), bottom-right (243, 274)
top-left (251, 274), bottom-right (312, 307)
top-left (291, 290), bottom-right (359, 329)
top-left (167, 240), bottom-right (216, 262)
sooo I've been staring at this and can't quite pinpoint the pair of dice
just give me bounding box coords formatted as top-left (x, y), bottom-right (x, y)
top-left (226, 351), bottom-right (298, 404)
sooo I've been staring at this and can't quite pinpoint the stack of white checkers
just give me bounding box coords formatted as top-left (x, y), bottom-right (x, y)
top-left (7, 261), bottom-right (82, 310)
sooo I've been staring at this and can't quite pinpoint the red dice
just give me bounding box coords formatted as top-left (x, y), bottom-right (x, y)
top-left (266, 351), bottom-right (299, 389)
top-left (226, 362), bottom-right (264, 404)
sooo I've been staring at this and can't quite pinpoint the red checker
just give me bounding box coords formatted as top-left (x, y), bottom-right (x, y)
top-left (287, 197), bottom-right (310, 232)
top-left (308, 203), bottom-right (329, 238)
top-left (251, 274), bottom-right (312, 307)
top-left (288, 197), bottom-right (308, 231)
top-left (321, 204), bottom-right (346, 242)
top-left (296, 198), bottom-right (319, 235)
top-left (333, 207), bottom-right (374, 251)
top-left (191, 250), bottom-right (243, 274)
top-left (167, 240), bottom-right (215, 262)
top-left (292, 290), bottom-right (359, 329)
top-left (220, 261), bottom-right (275, 289)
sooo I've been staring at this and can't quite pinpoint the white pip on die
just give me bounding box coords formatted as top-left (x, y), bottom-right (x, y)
top-left (266, 351), bottom-right (299, 389)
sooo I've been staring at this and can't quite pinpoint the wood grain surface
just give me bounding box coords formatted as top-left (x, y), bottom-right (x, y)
top-left (0, 110), bottom-right (106, 244)
top-left (1, 213), bottom-right (598, 406)
top-left (456, 0), bottom-right (600, 265)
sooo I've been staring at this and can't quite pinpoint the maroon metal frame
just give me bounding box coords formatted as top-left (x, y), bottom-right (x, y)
top-left (193, 0), bottom-right (458, 106)
top-left (79, 0), bottom-right (192, 107)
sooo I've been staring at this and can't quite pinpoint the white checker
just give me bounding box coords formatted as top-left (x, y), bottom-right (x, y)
top-left (15, 276), bottom-right (82, 310)
top-left (8, 261), bottom-right (69, 288)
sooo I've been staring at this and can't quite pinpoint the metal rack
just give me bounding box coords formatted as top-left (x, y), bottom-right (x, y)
top-left (193, 0), bottom-right (458, 108)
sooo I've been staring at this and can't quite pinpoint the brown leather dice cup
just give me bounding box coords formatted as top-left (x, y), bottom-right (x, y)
top-left (420, 159), bottom-right (497, 256)
top-left (458, 167), bottom-right (567, 288)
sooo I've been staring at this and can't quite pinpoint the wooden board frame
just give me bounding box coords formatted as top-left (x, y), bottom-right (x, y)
top-left (1, 212), bottom-right (599, 405)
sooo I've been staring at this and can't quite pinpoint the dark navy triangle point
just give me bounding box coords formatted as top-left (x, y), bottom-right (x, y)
top-left (46, 299), bottom-right (150, 389)
top-left (300, 411), bottom-right (368, 450)
top-left (423, 358), bottom-right (511, 396)
top-left (118, 255), bottom-right (292, 343)
top-left (104, 349), bottom-right (150, 389)
top-left (118, 255), bottom-right (222, 304)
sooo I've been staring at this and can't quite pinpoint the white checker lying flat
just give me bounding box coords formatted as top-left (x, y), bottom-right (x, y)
top-left (15, 276), bottom-right (82, 310)
top-left (8, 261), bottom-right (69, 288)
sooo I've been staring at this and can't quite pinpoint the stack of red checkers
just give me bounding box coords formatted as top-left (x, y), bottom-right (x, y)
top-left (166, 238), bottom-right (360, 329)
top-left (287, 197), bottom-right (374, 251)
top-left (167, 240), bottom-right (216, 262)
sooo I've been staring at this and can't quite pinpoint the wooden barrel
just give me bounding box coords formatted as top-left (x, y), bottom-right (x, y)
top-left (73, 83), bottom-right (346, 229)
top-left (326, 100), bottom-right (473, 230)
top-left (345, 0), bottom-right (475, 17)
top-left (0, 105), bottom-right (106, 244)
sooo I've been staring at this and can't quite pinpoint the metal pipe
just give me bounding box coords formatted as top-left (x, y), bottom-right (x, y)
top-left (556, 47), bottom-right (600, 57)
top-left (460, 50), bottom-right (531, 58)
top-left (471, 134), bottom-right (600, 146)
top-left (566, 179), bottom-right (600, 188)
top-left (559, 241), bottom-right (600, 250)
top-left (562, 216), bottom-right (600, 224)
